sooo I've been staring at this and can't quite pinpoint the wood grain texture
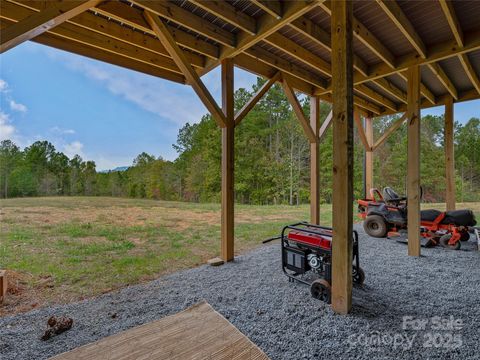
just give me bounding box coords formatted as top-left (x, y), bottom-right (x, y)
top-left (310, 97), bottom-right (320, 224)
top-left (444, 97), bottom-right (456, 211)
top-left (51, 302), bottom-right (269, 360)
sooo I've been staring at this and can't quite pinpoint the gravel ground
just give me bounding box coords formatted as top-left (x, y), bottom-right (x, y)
top-left (1, 226), bottom-right (479, 360)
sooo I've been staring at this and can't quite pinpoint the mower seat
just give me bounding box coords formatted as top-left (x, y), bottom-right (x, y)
top-left (444, 210), bottom-right (476, 227)
top-left (420, 209), bottom-right (477, 226)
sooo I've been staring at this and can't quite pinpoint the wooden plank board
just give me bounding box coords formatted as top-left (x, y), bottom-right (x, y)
top-left (51, 302), bottom-right (269, 360)
top-left (407, 65), bottom-right (421, 257)
top-left (330, 0), bottom-right (354, 315)
top-left (0, 270), bottom-right (7, 303)
top-left (365, 116), bottom-right (374, 195)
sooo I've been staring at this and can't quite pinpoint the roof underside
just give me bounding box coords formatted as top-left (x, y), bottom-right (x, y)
top-left (2, 0), bottom-right (480, 117)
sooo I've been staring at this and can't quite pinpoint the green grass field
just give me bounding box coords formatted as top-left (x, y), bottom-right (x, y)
top-left (1, 197), bottom-right (478, 314)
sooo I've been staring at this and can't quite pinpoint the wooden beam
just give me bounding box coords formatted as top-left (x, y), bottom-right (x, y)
top-left (144, 11), bottom-right (226, 127)
top-left (94, 1), bottom-right (219, 60)
top-left (234, 53), bottom-right (315, 95)
top-left (2, 0), bottom-right (205, 69)
top-left (348, 28), bottom-right (480, 90)
top-left (407, 65), bottom-right (421, 257)
top-left (132, 0), bottom-right (235, 48)
top-left (250, 0), bottom-right (282, 19)
top-left (459, 53), bottom-right (480, 95)
top-left (355, 84), bottom-right (397, 112)
top-left (427, 62), bottom-right (458, 100)
top-left (244, 46), bottom-right (328, 90)
top-left (372, 78), bottom-right (407, 104)
top-left (445, 96), bottom-right (456, 211)
top-left (1, 0), bottom-right (100, 53)
top-left (365, 116), bottom-right (374, 194)
top-left (354, 112), bottom-right (371, 151)
top-left (331, 0), bottom-right (354, 315)
top-left (282, 76), bottom-right (317, 143)
top-left (439, 0), bottom-right (463, 48)
top-left (0, 22), bottom-right (186, 84)
top-left (372, 113), bottom-right (407, 151)
top-left (319, 1), bottom-right (395, 68)
top-left (202, 0), bottom-right (319, 74)
top-left (310, 97), bottom-right (320, 225)
top-left (235, 72), bottom-right (281, 126)
top-left (221, 58), bottom-right (235, 262)
top-left (189, 0), bottom-right (256, 35)
top-left (289, 15), bottom-right (368, 77)
top-left (376, 0), bottom-right (426, 58)
top-left (265, 32), bottom-right (331, 77)
top-left (0, 3), bottom-right (186, 75)
top-left (319, 110), bottom-right (333, 141)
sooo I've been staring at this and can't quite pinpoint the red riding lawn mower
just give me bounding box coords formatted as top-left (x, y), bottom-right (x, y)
top-left (357, 187), bottom-right (477, 250)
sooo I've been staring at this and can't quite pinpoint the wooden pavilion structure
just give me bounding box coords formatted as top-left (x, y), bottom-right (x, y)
top-left (1, 0), bottom-right (479, 314)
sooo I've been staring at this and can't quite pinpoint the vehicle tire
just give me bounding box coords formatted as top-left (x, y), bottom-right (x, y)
top-left (363, 215), bottom-right (388, 238)
top-left (310, 279), bottom-right (331, 303)
top-left (352, 265), bottom-right (365, 285)
top-left (460, 231), bottom-right (470, 242)
top-left (439, 234), bottom-right (461, 250)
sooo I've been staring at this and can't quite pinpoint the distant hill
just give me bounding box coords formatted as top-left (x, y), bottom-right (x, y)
top-left (98, 166), bottom-right (129, 173)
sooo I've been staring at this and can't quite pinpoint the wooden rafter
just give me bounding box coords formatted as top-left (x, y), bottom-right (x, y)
top-left (235, 72), bottom-right (281, 126)
top-left (189, 0), bottom-right (256, 35)
top-left (439, 0), bottom-right (463, 48)
top-left (265, 32), bottom-right (331, 77)
top-left (353, 112), bottom-right (371, 151)
top-left (281, 75), bottom-right (317, 143)
top-left (458, 53), bottom-right (480, 95)
top-left (427, 62), bottom-right (458, 100)
top-left (251, 0), bottom-right (282, 19)
top-left (355, 84), bottom-right (397, 112)
top-left (244, 46), bottom-right (327, 90)
top-left (376, 0), bottom-right (427, 58)
top-left (0, 20), bottom-right (185, 84)
top-left (289, 15), bottom-right (368, 77)
top-left (201, 0), bottom-right (320, 74)
top-left (132, 0), bottom-right (235, 48)
top-left (144, 11), bottom-right (226, 127)
top-left (0, 2), bottom-right (186, 75)
top-left (94, 1), bottom-right (219, 60)
top-left (372, 78), bottom-right (407, 104)
top-left (0, 0), bottom-right (100, 53)
top-left (372, 113), bottom-right (407, 151)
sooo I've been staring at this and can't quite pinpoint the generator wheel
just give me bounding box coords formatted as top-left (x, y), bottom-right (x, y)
top-left (310, 279), bottom-right (331, 304)
top-left (352, 265), bottom-right (365, 285)
top-left (363, 215), bottom-right (388, 238)
top-left (439, 234), bottom-right (461, 250)
top-left (460, 231), bottom-right (470, 242)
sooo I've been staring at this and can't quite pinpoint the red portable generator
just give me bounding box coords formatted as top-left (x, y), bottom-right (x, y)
top-left (281, 222), bottom-right (365, 303)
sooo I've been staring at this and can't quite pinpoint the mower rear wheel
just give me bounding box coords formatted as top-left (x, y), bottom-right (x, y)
top-left (439, 234), bottom-right (461, 250)
top-left (352, 266), bottom-right (365, 285)
top-left (310, 279), bottom-right (331, 304)
top-left (363, 215), bottom-right (388, 238)
top-left (460, 231), bottom-right (470, 242)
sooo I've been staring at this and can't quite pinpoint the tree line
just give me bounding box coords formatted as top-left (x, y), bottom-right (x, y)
top-left (1, 77), bottom-right (479, 203)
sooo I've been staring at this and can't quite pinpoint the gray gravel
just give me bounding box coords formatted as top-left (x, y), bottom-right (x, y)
top-left (1, 226), bottom-right (479, 360)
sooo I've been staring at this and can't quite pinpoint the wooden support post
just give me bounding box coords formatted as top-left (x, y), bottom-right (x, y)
top-left (221, 58), bottom-right (235, 262)
top-left (0, 270), bottom-right (6, 303)
top-left (331, 0), bottom-right (354, 315)
top-left (407, 65), bottom-right (421, 257)
top-left (365, 116), bottom-right (374, 197)
top-left (310, 97), bottom-right (320, 224)
top-left (445, 96), bottom-right (456, 211)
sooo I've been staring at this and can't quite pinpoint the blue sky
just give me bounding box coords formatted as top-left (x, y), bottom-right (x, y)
top-left (0, 42), bottom-right (478, 170)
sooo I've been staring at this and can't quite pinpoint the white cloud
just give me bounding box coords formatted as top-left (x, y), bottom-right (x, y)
top-left (0, 79), bottom-right (8, 92)
top-left (50, 126), bottom-right (75, 135)
top-left (0, 111), bottom-right (16, 141)
top-left (63, 141), bottom-right (84, 158)
top-left (44, 50), bottom-right (209, 125)
top-left (9, 99), bottom-right (27, 113)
